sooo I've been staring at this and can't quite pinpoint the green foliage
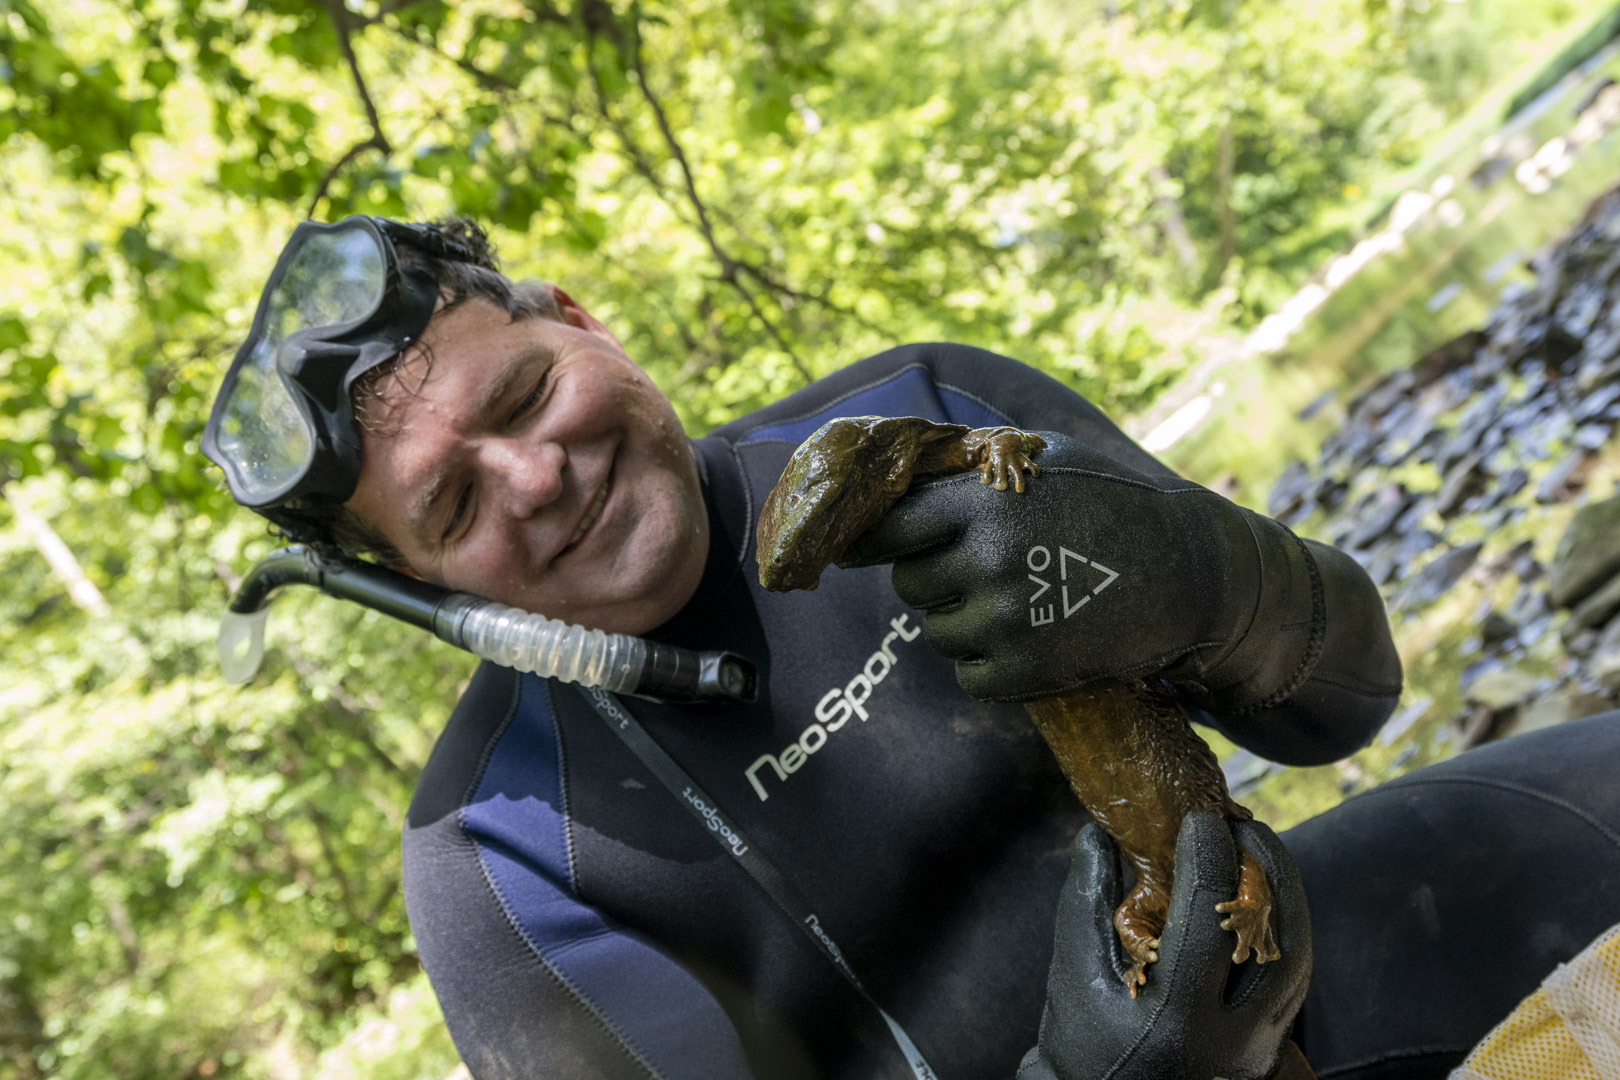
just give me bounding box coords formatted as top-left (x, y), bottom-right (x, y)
top-left (0, 0), bottom-right (1593, 1076)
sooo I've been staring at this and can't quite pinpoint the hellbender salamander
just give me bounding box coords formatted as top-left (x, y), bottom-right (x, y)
top-left (755, 415), bottom-right (1279, 994)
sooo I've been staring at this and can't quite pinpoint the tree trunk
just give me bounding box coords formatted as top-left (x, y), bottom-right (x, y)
top-left (1209, 0), bottom-right (1240, 286)
top-left (1149, 164), bottom-right (1200, 276)
top-left (4, 484), bottom-right (110, 617)
top-left (1215, 117), bottom-right (1237, 275)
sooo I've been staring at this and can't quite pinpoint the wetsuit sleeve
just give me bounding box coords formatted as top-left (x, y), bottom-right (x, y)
top-left (403, 663), bottom-right (756, 1080)
top-left (727, 342), bottom-right (1399, 764)
top-left (1201, 537), bottom-right (1403, 766)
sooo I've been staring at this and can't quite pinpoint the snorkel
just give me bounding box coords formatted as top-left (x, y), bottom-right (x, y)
top-left (206, 216), bottom-right (756, 706)
top-left (218, 545), bottom-right (756, 704)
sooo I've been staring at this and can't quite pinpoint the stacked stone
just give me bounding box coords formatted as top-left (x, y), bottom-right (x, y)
top-left (1266, 184), bottom-right (1620, 748)
top-left (1551, 497), bottom-right (1620, 690)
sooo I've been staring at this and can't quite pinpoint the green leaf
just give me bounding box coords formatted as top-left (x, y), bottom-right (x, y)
top-left (142, 55), bottom-right (177, 90)
top-left (81, 273), bottom-right (112, 301)
top-left (0, 317), bottom-right (30, 352)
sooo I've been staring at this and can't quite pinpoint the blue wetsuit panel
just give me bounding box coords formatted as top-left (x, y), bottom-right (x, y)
top-left (460, 676), bottom-right (753, 1080)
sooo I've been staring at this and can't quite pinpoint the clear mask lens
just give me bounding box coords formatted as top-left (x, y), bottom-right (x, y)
top-left (214, 224), bottom-right (388, 503)
top-left (269, 226), bottom-right (387, 340)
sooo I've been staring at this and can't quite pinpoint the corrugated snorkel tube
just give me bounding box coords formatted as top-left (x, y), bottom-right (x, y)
top-left (218, 546), bottom-right (756, 705)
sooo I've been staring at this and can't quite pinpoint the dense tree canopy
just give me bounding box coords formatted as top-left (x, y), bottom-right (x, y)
top-left (0, 0), bottom-right (1590, 1075)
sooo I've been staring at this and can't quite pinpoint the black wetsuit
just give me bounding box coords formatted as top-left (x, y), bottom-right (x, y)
top-left (401, 344), bottom-right (1619, 1079)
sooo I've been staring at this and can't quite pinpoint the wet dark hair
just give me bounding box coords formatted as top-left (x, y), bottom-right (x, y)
top-left (281, 217), bottom-right (564, 565)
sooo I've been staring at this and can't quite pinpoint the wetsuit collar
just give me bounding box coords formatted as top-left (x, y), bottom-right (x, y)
top-left (645, 436), bottom-right (753, 645)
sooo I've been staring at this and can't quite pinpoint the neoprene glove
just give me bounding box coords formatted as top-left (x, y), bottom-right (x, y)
top-left (843, 434), bottom-right (1324, 714)
top-left (1017, 812), bottom-right (1314, 1080)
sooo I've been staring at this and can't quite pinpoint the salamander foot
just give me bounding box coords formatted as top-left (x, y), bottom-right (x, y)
top-left (1114, 892), bottom-right (1166, 998)
top-left (1214, 851), bottom-right (1280, 965)
top-left (970, 429), bottom-right (1045, 492)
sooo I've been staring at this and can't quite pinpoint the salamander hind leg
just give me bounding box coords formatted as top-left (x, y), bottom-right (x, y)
top-left (1214, 851), bottom-right (1281, 965)
top-left (1114, 879), bottom-right (1169, 997)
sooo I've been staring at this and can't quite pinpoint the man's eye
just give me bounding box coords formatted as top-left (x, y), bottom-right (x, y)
top-left (511, 375), bottom-right (548, 422)
top-left (445, 487), bottom-right (473, 540)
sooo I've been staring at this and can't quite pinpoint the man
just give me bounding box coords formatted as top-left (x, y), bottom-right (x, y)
top-left (204, 216), bottom-right (1620, 1080)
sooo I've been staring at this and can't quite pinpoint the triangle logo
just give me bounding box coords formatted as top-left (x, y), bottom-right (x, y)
top-left (1058, 546), bottom-right (1118, 617)
top-left (1026, 544), bottom-right (1121, 626)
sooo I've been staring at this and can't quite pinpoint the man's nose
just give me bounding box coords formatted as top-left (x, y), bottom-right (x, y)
top-left (483, 438), bottom-right (566, 517)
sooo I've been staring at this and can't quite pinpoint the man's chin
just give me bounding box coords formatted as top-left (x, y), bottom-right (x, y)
top-left (502, 568), bottom-right (698, 636)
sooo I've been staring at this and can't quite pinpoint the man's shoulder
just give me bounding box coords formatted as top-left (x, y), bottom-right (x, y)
top-left (405, 660), bottom-right (523, 829)
top-left (708, 342), bottom-right (1170, 479)
top-left (708, 342), bottom-right (1039, 448)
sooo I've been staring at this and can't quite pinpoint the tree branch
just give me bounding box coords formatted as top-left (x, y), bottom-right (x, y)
top-left (288, 652), bottom-right (410, 780)
top-left (350, 0), bottom-right (432, 28)
top-left (305, 801), bottom-right (366, 927)
top-left (595, 14), bottom-right (812, 380)
top-left (621, 18), bottom-right (735, 280)
top-left (384, 20), bottom-right (580, 136)
top-left (310, 0), bottom-right (393, 217)
top-left (325, 0), bottom-right (391, 151)
top-left (306, 136), bottom-right (389, 218)
top-left (728, 274), bottom-right (813, 382)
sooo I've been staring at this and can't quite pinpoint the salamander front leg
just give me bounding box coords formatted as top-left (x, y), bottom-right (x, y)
top-left (967, 428), bottom-right (1046, 492)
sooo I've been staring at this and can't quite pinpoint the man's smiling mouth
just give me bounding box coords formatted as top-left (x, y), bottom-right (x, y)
top-left (563, 471), bottom-right (611, 552)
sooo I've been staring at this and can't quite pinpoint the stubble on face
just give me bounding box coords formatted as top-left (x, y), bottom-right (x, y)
top-left (345, 296), bottom-right (710, 635)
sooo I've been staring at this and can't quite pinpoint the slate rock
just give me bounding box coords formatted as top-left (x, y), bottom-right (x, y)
top-left (1378, 695), bottom-right (1433, 746)
top-left (1361, 543), bottom-right (1400, 587)
top-left (1394, 496), bottom-right (1435, 535)
top-left (1297, 389), bottom-right (1337, 420)
top-left (1481, 610), bottom-right (1517, 647)
top-left (1497, 687), bottom-right (1611, 740)
top-left (1576, 382), bottom-right (1620, 420)
top-left (1267, 460), bottom-right (1312, 520)
top-left (1573, 422), bottom-right (1613, 450)
top-left (1220, 749), bottom-right (1278, 798)
top-left (1495, 467), bottom-right (1530, 501)
top-left (1464, 668), bottom-right (1541, 710)
top-left (1478, 505), bottom-right (1525, 532)
top-left (1474, 539), bottom-right (1534, 587)
top-left (1343, 484), bottom-right (1411, 549)
top-left (1347, 370), bottom-right (1416, 425)
top-left (1565, 572), bottom-right (1620, 639)
top-left (1412, 331), bottom-right (1486, 388)
top-left (1435, 453), bottom-right (1486, 517)
top-left (1564, 625), bottom-right (1596, 656)
top-left (1549, 495), bottom-right (1620, 607)
top-left (1589, 619), bottom-right (1620, 692)
top-left (1508, 587), bottom-right (1551, 628)
top-left (1394, 542), bottom-right (1484, 611)
top-left (1535, 449), bottom-right (1590, 503)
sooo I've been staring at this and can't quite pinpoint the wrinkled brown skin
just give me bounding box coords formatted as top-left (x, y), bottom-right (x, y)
top-left (756, 415), bottom-right (1280, 994)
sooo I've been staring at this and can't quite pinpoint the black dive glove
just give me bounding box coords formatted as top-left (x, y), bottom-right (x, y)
top-left (844, 434), bottom-right (1324, 713)
top-left (1018, 812), bottom-right (1313, 1080)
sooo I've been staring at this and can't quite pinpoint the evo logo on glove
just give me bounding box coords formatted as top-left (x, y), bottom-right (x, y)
top-left (1027, 544), bottom-right (1118, 627)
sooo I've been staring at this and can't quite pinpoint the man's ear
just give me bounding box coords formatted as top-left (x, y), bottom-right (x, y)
top-left (550, 285), bottom-right (627, 352)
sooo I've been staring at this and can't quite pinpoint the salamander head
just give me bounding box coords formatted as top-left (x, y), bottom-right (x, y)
top-left (756, 417), bottom-right (906, 592)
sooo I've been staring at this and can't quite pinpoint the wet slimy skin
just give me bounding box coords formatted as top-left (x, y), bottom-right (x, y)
top-left (756, 415), bottom-right (1280, 994)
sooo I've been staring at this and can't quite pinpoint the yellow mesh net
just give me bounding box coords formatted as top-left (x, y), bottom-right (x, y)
top-left (1451, 923), bottom-right (1620, 1080)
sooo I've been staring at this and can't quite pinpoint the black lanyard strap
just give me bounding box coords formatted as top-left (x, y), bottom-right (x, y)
top-left (577, 687), bottom-right (938, 1080)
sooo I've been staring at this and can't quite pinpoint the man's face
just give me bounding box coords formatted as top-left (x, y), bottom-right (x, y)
top-left (346, 291), bottom-right (709, 635)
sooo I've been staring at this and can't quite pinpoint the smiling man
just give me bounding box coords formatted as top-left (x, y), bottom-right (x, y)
top-left (204, 216), bottom-right (1620, 1080)
top-left (344, 291), bottom-right (710, 633)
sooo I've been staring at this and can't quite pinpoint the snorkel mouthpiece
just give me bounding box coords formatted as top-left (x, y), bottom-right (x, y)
top-left (219, 546), bottom-right (757, 705)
